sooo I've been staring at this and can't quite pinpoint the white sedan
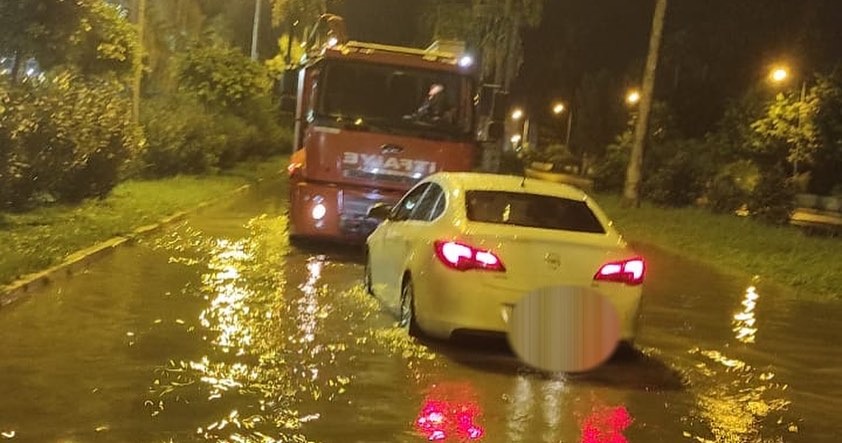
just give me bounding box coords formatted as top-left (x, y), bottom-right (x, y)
top-left (364, 172), bottom-right (644, 344)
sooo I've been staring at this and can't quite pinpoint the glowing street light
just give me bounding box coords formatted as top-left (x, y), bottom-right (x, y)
top-left (551, 101), bottom-right (573, 147)
top-left (511, 108), bottom-right (524, 121)
top-left (770, 67), bottom-right (789, 83)
top-left (626, 90), bottom-right (641, 105)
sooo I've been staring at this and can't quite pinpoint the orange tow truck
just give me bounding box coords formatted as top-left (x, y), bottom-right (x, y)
top-left (282, 17), bottom-right (504, 243)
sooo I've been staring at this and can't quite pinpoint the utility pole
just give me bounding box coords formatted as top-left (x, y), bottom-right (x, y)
top-left (251, 0), bottom-right (261, 60)
top-left (622, 0), bottom-right (668, 207)
top-left (132, 0), bottom-right (147, 125)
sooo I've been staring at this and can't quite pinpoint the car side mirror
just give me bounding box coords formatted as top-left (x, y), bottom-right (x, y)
top-left (367, 203), bottom-right (393, 221)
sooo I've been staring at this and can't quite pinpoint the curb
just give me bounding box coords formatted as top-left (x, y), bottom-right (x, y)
top-left (0, 183), bottom-right (255, 309)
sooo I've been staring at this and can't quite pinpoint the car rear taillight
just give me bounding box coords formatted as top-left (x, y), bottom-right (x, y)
top-left (434, 241), bottom-right (505, 272)
top-left (594, 257), bottom-right (645, 286)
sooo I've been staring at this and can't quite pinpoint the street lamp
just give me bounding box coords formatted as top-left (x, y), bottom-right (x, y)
top-left (626, 89), bottom-right (641, 105)
top-left (552, 101), bottom-right (573, 147)
top-left (511, 108), bottom-right (524, 121)
top-left (770, 66), bottom-right (789, 83)
top-left (251, 0), bottom-right (261, 60)
top-left (768, 65), bottom-right (808, 176)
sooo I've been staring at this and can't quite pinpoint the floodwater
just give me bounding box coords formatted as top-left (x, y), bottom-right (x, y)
top-left (0, 177), bottom-right (840, 442)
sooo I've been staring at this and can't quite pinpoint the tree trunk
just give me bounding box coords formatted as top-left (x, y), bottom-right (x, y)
top-left (132, 0), bottom-right (147, 125)
top-left (622, 0), bottom-right (667, 208)
top-left (10, 50), bottom-right (22, 84)
top-left (504, 13), bottom-right (521, 91)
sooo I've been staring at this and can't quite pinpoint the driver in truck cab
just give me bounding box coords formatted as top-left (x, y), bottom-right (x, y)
top-left (410, 83), bottom-right (453, 124)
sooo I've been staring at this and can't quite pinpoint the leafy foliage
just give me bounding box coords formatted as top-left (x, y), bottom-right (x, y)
top-left (69, 0), bottom-right (139, 78)
top-left (644, 140), bottom-right (710, 207)
top-left (808, 73), bottom-right (842, 194)
top-left (178, 43), bottom-right (272, 109)
top-left (749, 90), bottom-right (820, 173)
top-left (746, 165), bottom-right (796, 225)
top-left (0, 0), bottom-right (85, 73)
top-left (706, 160), bottom-right (758, 214)
top-left (0, 71), bottom-right (142, 209)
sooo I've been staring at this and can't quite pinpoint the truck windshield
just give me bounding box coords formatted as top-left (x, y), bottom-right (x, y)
top-left (317, 60), bottom-right (473, 140)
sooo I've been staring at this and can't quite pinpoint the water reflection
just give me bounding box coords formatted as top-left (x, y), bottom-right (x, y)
top-left (684, 347), bottom-right (794, 442)
top-left (415, 382), bottom-right (485, 441)
top-left (732, 284), bottom-right (760, 344)
top-left (580, 404), bottom-right (633, 443)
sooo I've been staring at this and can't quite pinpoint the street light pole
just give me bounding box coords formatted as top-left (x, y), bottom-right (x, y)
top-left (132, 0), bottom-right (147, 125)
top-left (251, 0), bottom-right (261, 60)
top-left (565, 109), bottom-right (573, 147)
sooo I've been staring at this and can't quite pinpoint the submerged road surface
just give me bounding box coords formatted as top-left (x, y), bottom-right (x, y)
top-left (1, 177), bottom-right (840, 442)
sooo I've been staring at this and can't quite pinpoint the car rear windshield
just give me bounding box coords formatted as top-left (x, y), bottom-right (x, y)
top-left (465, 191), bottom-right (606, 234)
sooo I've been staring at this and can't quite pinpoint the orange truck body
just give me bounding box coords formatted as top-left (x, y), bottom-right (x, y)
top-left (287, 41), bottom-right (479, 243)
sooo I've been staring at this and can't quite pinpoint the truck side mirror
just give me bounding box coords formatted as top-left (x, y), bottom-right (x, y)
top-left (486, 121), bottom-right (504, 140)
top-left (367, 203), bottom-right (393, 221)
top-left (279, 69), bottom-right (298, 113)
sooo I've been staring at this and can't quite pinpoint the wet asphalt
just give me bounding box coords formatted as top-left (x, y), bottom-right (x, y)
top-left (0, 177), bottom-right (840, 443)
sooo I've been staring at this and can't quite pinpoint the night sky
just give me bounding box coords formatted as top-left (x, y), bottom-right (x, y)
top-left (338, 0), bottom-right (842, 139)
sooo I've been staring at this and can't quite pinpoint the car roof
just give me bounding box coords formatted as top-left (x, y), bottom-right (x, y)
top-left (428, 172), bottom-right (590, 201)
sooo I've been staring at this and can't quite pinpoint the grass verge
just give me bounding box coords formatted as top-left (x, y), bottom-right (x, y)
top-left (0, 156), bottom-right (285, 286)
top-left (595, 194), bottom-right (842, 301)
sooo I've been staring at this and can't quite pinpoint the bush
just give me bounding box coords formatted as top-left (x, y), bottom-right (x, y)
top-left (1, 72), bottom-right (141, 209)
top-left (498, 150), bottom-right (525, 175)
top-left (706, 160), bottom-right (759, 213)
top-left (643, 140), bottom-right (711, 207)
top-left (747, 165), bottom-right (796, 225)
top-left (140, 96), bottom-right (225, 177)
top-left (592, 144), bottom-right (628, 192)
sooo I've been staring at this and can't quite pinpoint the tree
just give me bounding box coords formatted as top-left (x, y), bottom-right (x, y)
top-left (809, 72), bottom-right (842, 194)
top-left (749, 88), bottom-right (820, 176)
top-left (70, 1), bottom-right (139, 78)
top-left (0, 0), bottom-right (86, 80)
top-left (422, 0), bottom-right (542, 89)
top-left (623, 0), bottom-right (668, 207)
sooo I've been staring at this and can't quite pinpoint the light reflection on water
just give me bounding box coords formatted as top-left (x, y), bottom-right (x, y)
top-left (733, 283), bottom-right (760, 344)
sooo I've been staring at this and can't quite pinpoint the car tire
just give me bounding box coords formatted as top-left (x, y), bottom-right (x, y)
top-left (399, 276), bottom-right (421, 336)
top-left (364, 250), bottom-right (374, 296)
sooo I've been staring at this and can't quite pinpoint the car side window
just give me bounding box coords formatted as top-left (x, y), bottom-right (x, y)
top-left (429, 190), bottom-right (446, 220)
top-left (409, 183), bottom-right (443, 221)
top-left (391, 183), bottom-right (430, 221)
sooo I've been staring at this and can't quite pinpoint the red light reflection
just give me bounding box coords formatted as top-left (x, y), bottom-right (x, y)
top-left (415, 383), bottom-right (485, 441)
top-left (580, 405), bottom-right (633, 443)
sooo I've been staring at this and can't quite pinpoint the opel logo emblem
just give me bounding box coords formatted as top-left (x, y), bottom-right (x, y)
top-left (545, 253), bottom-right (561, 270)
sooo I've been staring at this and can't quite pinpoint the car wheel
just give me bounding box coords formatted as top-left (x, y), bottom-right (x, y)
top-left (399, 276), bottom-right (420, 336)
top-left (364, 250), bottom-right (374, 296)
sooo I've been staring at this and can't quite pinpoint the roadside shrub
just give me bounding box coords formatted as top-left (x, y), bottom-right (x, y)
top-left (706, 160), bottom-right (758, 213)
top-left (592, 144), bottom-right (628, 192)
top-left (1, 72), bottom-right (141, 208)
top-left (238, 96), bottom-right (291, 158)
top-left (747, 165), bottom-right (796, 225)
top-left (643, 139), bottom-right (711, 207)
top-left (47, 72), bottom-right (142, 202)
top-left (141, 96), bottom-right (225, 177)
top-left (212, 113), bottom-right (255, 169)
top-left (1, 90), bottom-right (41, 209)
top-left (498, 150), bottom-right (525, 175)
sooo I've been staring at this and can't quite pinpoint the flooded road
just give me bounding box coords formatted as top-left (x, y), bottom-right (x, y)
top-left (1, 177), bottom-right (840, 442)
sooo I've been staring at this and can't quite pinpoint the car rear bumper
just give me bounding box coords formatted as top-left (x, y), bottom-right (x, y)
top-left (413, 264), bottom-right (642, 341)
